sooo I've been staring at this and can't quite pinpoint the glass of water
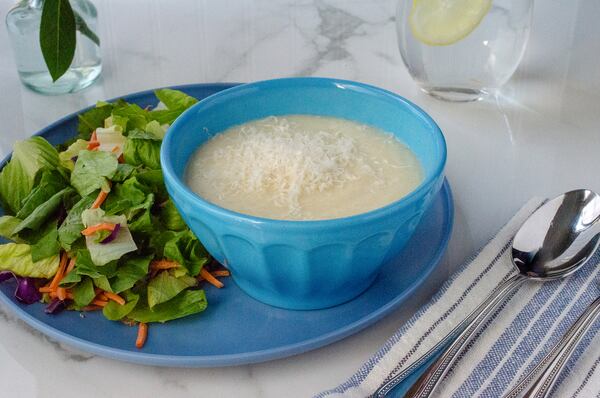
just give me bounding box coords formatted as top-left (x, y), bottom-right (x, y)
top-left (397, 0), bottom-right (534, 102)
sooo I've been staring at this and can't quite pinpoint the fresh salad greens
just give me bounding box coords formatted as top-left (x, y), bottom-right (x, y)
top-left (0, 89), bottom-right (226, 349)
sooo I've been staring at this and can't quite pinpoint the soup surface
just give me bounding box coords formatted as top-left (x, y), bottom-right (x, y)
top-left (186, 115), bottom-right (423, 220)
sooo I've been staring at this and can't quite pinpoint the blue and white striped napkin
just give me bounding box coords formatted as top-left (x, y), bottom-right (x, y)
top-left (317, 198), bottom-right (600, 398)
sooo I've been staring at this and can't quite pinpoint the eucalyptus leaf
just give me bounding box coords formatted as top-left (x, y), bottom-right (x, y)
top-left (39, 0), bottom-right (76, 82)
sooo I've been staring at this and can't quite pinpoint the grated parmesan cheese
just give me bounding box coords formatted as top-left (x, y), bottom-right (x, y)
top-left (186, 115), bottom-right (422, 220)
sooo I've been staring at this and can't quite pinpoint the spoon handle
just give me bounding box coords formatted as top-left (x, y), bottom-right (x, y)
top-left (402, 274), bottom-right (526, 398)
top-left (509, 296), bottom-right (600, 398)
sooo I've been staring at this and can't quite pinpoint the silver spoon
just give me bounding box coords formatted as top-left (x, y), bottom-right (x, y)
top-left (376, 189), bottom-right (600, 398)
top-left (503, 294), bottom-right (600, 398)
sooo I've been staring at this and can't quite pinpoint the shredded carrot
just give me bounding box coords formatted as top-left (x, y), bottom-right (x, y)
top-left (150, 259), bottom-right (180, 270)
top-left (81, 222), bottom-right (116, 236)
top-left (91, 189), bottom-right (110, 209)
top-left (49, 252), bottom-right (69, 291)
top-left (97, 293), bottom-right (109, 301)
top-left (199, 268), bottom-right (224, 288)
top-left (91, 299), bottom-right (108, 307)
top-left (49, 290), bottom-right (73, 300)
top-left (56, 287), bottom-right (67, 301)
top-left (211, 270), bottom-right (230, 277)
top-left (86, 141), bottom-right (100, 150)
top-left (103, 291), bottom-right (126, 306)
top-left (65, 257), bottom-right (77, 274)
top-left (39, 286), bottom-right (54, 293)
top-left (136, 323), bottom-right (148, 349)
top-left (81, 305), bottom-right (102, 311)
top-left (111, 145), bottom-right (120, 153)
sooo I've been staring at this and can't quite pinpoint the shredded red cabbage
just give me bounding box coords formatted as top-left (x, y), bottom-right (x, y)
top-left (100, 223), bottom-right (121, 244)
top-left (45, 298), bottom-right (66, 314)
top-left (0, 271), bottom-right (42, 304)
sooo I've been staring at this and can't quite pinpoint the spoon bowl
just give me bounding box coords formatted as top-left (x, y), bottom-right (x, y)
top-left (512, 189), bottom-right (600, 279)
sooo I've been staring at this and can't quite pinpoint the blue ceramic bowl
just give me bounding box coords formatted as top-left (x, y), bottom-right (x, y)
top-left (161, 78), bottom-right (446, 310)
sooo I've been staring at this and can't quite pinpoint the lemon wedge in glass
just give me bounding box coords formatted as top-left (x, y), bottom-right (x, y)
top-left (409, 0), bottom-right (492, 46)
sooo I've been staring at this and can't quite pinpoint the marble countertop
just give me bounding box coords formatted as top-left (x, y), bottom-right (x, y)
top-left (1, 1), bottom-right (599, 397)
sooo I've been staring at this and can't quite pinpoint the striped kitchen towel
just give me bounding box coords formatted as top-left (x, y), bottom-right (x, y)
top-left (316, 198), bottom-right (600, 398)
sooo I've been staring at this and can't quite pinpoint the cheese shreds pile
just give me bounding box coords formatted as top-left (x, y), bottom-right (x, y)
top-left (198, 116), bottom-right (378, 216)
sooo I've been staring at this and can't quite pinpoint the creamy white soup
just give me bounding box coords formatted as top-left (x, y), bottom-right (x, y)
top-left (186, 115), bottom-right (423, 220)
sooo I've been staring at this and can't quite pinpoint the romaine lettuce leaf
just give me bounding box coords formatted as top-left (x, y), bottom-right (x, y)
top-left (78, 105), bottom-right (113, 138)
top-left (145, 120), bottom-right (168, 139)
top-left (148, 89), bottom-right (198, 125)
top-left (72, 277), bottom-right (95, 307)
top-left (159, 199), bottom-right (187, 231)
top-left (16, 170), bottom-right (67, 220)
top-left (58, 194), bottom-right (95, 250)
top-left (103, 177), bottom-right (148, 216)
top-left (111, 255), bottom-right (151, 293)
top-left (0, 243), bottom-right (59, 278)
top-left (163, 230), bottom-right (209, 276)
top-left (147, 270), bottom-right (197, 308)
top-left (0, 216), bottom-right (23, 242)
top-left (122, 131), bottom-right (161, 170)
top-left (12, 187), bottom-right (74, 234)
top-left (0, 137), bottom-right (59, 215)
top-left (30, 221), bottom-right (60, 262)
top-left (103, 292), bottom-right (139, 320)
top-left (70, 150), bottom-right (118, 196)
top-left (111, 103), bottom-right (148, 131)
top-left (81, 208), bottom-right (137, 265)
top-left (58, 139), bottom-right (88, 171)
top-left (128, 289), bottom-right (207, 323)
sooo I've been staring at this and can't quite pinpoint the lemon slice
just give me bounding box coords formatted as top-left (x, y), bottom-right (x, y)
top-left (409, 0), bottom-right (492, 46)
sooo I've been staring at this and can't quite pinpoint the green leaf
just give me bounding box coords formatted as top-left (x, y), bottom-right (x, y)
top-left (0, 137), bottom-right (59, 215)
top-left (70, 150), bottom-right (118, 196)
top-left (122, 132), bottom-right (162, 170)
top-left (111, 164), bottom-right (136, 182)
top-left (78, 106), bottom-right (113, 138)
top-left (39, 0), bottom-right (76, 82)
top-left (159, 199), bottom-right (187, 231)
top-left (0, 216), bottom-right (24, 242)
top-left (112, 104), bottom-right (148, 132)
top-left (128, 289), bottom-right (207, 323)
top-left (73, 249), bottom-right (118, 279)
top-left (163, 230), bottom-right (209, 277)
top-left (103, 177), bottom-right (148, 216)
top-left (111, 255), bottom-right (152, 293)
top-left (147, 271), bottom-right (197, 308)
top-left (58, 194), bottom-right (95, 250)
top-left (59, 269), bottom-right (81, 285)
top-left (103, 292), bottom-right (139, 320)
top-left (0, 243), bottom-right (60, 278)
top-left (12, 187), bottom-right (74, 235)
top-left (58, 139), bottom-right (88, 171)
top-left (93, 275), bottom-right (112, 292)
top-left (30, 221), bottom-right (60, 262)
top-left (73, 10), bottom-right (99, 46)
top-left (145, 120), bottom-right (168, 139)
top-left (72, 277), bottom-right (95, 307)
top-left (16, 170), bottom-right (67, 220)
top-left (155, 89), bottom-right (198, 111)
top-left (81, 208), bottom-right (137, 265)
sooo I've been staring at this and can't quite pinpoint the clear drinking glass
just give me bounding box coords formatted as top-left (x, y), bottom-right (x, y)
top-left (6, 0), bottom-right (102, 95)
top-left (397, 0), bottom-right (534, 101)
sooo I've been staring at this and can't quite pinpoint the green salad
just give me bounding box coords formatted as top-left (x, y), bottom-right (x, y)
top-left (0, 89), bottom-right (227, 348)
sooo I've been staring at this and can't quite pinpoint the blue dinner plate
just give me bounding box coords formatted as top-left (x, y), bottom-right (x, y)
top-left (0, 83), bottom-right (453, 367)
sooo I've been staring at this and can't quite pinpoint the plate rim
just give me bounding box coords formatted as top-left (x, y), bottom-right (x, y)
top-left (0, 83), bottom-right (453, 367)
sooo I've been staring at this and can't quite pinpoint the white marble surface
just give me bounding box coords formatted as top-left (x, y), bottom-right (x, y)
top-left (0, 1), bottom-right (599, 397)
